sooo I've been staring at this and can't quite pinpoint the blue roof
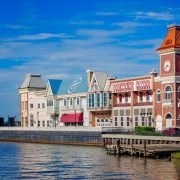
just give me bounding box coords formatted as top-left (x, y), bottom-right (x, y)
top-left (48, 79), bottom-right (62, 95)
top-left (58, 75), bottom-right (88, 95)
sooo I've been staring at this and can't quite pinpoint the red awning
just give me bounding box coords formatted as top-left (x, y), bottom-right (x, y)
top-left (60, 113), bottom-right (83, 123)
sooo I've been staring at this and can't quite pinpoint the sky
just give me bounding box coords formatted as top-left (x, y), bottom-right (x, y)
top-left (0, 0), bottom-right (180, 119)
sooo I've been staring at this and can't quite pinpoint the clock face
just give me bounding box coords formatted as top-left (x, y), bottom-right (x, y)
top-left (164, 61), bottom-right (171, 72)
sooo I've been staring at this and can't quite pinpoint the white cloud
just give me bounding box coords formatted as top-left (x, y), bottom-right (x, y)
top-left (16, 33), bottom-right (73, 40)
top-left (96, 12), bottom-right (119, 16)
top-left (111, 21), bottom-right (152, 28)
top-left (132, 11), bottom-right (174, 20)
top-left (4, 24), bottom-right (30, 29)
top-left (69, 21), bottom-right (104, 25)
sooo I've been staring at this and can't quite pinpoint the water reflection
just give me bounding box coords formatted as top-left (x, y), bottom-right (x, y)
top-left (0, 142), bottom-right (179, 179)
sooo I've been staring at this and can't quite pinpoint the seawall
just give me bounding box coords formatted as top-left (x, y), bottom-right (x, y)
top-left (0, 127), bottom-right (103, 146)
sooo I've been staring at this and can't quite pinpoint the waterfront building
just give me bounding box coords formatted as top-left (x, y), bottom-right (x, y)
top-left (46, 79), bottom-right (62, 127)
top-left (19, 74), bottom-right (51, 127)
top-left (58, 74), bottom-right (89, 126)
top-left (87, 70), bottom-right (113, 127)
top-left (110, 24), bottom-right (180, 130)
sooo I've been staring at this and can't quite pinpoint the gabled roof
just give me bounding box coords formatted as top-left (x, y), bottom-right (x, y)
top-left (48, 79), bottom-right (62, 95)
top-left (58, 75), bottom-right (88, 95)
top-left (157, 25), bottom-right (180, 51)
top-left (20, 74), bottom-right (45, 89)
top-left (93, 72), bottom-right (108, 91)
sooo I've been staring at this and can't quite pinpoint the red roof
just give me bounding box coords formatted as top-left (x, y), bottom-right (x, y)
top-left (156, 25), bottom-right (180, 52)
top-left (60, 113), bottom-right (83, 123)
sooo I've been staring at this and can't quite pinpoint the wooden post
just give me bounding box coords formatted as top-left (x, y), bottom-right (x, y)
top-left (131, 139), bottom-right (134, 156)
top-left (117, 139), bottom-right (121, 155)
top-left (144, 140), bottom-right (147, 157)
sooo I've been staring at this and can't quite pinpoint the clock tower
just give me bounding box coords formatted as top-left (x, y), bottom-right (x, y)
top-left (156, 24), bottom-right (180, 128)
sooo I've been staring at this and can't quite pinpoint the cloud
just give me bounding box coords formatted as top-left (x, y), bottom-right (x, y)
top-left (111, 21), bottom-right (152, 28)
top-left (69, 21), bottom-right (104, 25)
top-left (131, 11), bottom-right (174, 20)
top-left (96, 12), bottom-right (119, 16)
top-left (15, 33), bottom-right (73, 40)
top-left (4, 24), bottom-right (30, 29)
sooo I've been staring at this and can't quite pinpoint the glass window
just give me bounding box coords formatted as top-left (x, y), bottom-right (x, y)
top-left (120, 117), bottom-right (123, 127)
top-left (146, 94), bottom-right (150, 101)
top-left (125, 96), bottom-right (128, 103)
top-left (42, 103), bottom-right (45, 108)
top-left (88, 94), bottom-right (95, 108)
top-left (165, 86), bottom-right (172, 100)
top-left (148, 116), bottom-right (152, 126)
top-left (135, 117), bottom-right (138, 126)
top-left (114, 117), bottom-right (118, 127)
top-left (70, 98), bottom-right (73, 106)
top-left (47, 100), bottom-right (53, 106)
top-left (38, 121), bottom-right (40, 127)
top-left (142, 117), bottom-right (145, 126)
top-left (42, 121), bottom-right (45, 127)
top-left (127, 117), bottom-right (130, 127)
top-left (156, 90), bottom-right (161, 102)
top-left (47, 120), bottom-right (50, 127)
top-left (38, 104), bottom-right (40, 108)
top-left (139, 93), bottom-right (143, 102)
top-left (119, 95), bottom-right (122, 103)
top-left (103, 93), bottom-right (108, 107)
top-left (30, 103), bottom-right (33, 108)
top-left (63, 99), bottom-right (67, 106)
top-left (76, 97), bottom-right (80, 106)
top-left (30, 114), bottom-right (34, 127)
top-left (178, 88), bottom-right (180, 99)
top-left (96, 93), bottom-right (101, 107)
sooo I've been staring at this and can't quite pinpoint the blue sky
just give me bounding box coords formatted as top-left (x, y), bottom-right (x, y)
top-left (0, 0), bottom-right (180, 119)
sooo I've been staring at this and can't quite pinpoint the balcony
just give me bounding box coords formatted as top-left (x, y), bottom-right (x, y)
top-left (114, 103), bottom-right (131, 107)
top-left (162, 99), bottom-right (173, 107)
top-left (134, 102), bottom-right (153, 106)
top-left (47, 106), bottom-right (60, 115)
top-left (61, 105), bottom-right (84, 111)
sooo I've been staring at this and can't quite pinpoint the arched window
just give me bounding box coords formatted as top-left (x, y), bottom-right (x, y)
top-left (105, 119), bottom-right (108, 122)
top-left (97, 119), bottom-right (100, 123)
top-left (101, 119), bottom-right (104, 123)
top-left (166, 113), bottom-right (172, 119)
top-left (165, 86), bottom-right (172, 100)
top-left (156, 90), bottom-right (161, 102)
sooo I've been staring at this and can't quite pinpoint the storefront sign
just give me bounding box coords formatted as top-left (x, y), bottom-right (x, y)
top-left (112, 79), bottom-right (151, 93)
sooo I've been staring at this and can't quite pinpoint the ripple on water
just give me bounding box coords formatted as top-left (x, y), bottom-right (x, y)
top-left (0, 142), bottom-right (179, 180)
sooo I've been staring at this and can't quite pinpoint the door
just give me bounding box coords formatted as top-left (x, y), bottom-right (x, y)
top-left (155, 114), bottom-right (162, 131)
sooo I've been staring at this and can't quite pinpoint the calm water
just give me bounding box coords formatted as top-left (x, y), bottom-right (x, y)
top-left (0, 142), bottom-right (179, 180)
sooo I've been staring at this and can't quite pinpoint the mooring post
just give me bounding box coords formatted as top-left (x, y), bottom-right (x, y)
top-left (144, 140), bottom-right (147, 157)
top-left (131, 139), bottom-right (134, 156)
top-left (117, 139), bottom-right (121, 155)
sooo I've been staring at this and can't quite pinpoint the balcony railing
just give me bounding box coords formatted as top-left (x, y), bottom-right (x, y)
top-left (47, 106), bottom-right (60, 114)
top-left (61, 105), bottom-right (84, 111)
top-left (114, 103), bottom-right (131, 107)
top-left (162, 99), bottom-right (173, 106)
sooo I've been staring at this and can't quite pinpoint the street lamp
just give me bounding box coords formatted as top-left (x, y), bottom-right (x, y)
top-left (75, 109), bottom-right (76, 127)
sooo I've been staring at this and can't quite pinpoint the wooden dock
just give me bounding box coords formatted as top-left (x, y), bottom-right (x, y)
top-left (103, 134), bottom-right (180, 159)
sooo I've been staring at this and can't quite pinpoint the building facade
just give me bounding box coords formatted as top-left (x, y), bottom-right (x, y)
top-left (87, 70), bottom-right (112, 127)
top-left (110, 24), bottom-right (180, 130)
top-left (58, 75), bottom-right (89, 126)
top-left (19, 74), bottom-right (52, 127)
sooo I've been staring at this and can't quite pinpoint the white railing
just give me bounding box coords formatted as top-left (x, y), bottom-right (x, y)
top-left (61, 105), bottom-right (84, 111)
top-left (47, 106), bottom-right (60, 114)
top-left (162, 99), bottom-right (173, 106)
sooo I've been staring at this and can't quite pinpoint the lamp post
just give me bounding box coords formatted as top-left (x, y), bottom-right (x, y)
top-left (75, 109), bottom-right (76, 127)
